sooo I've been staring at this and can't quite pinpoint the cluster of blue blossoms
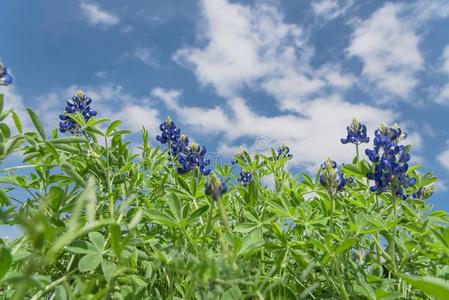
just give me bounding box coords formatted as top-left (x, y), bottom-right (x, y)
top-left (238, 171), bottom-right (253, 186)
top-left (0, 63), bottom-right (13, 86)
top-left (340, 118), bottom-right (370, 145)
top-left (156, 117), bottom-right (211, 176)
top-left (319, 159), bottom-right (348, 193)
top-left (365, 124), bottom-right (416, 198)
top-left (59, 91), bottom-right (97, 135)
top-left (277, 144), bottom-right (293, 160)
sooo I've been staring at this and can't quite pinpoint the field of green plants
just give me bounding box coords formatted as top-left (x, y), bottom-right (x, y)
top-left (1, 71), bottom-right (449, 299)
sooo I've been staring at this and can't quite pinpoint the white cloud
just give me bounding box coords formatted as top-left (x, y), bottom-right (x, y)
top-left (408, 0), bottom-right (449, 22)
top-left (167, 0), bottom-right (424, 170)
top-left (174, 0), bottom-right (347, 106)
top-left (347, 3), bottom-right (423, 98)
top-left (151, 88), bottom-right (420, 171)
top-left (443, 46), bottom-right (449, 74)
top-left (436, 46), bottom-right (449, 104)
top-left (311, 0), bottom-right (354, 20)
top-left (80, 2), bottom-right (119, 27)
top-left (438, 148), bottom-right (449, 171)
top-left (129, 47), bottom-right (159, 68)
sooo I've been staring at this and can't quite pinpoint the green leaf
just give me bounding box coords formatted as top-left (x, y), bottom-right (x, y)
top-left (272, 223), bottom-right (288, 245)
top-left (26, 108), bottom-right (46, 139)
top-left (106, 120), bottom-right (122, 136)
top-left (102, 259), bottom-right (117, 282)
top-left (336, 238), bottom-right (358, 254)
top-left (0, 189), bottom-right (11, 206)
top-left (66, 240), bottom-right (91, 254)
top-left (48, 186), bottom-right (64, 211)
top-left (88, 232), bottom-right (105, 251)
top-left (11, 111), bottom-right (22, 134)
top-left (238, 229), bottom-right (265, 256)
top-left (343, 163), bottom-right (363, 177)
top-left (146, 209), bottom-right (178, 228)
top-left (78, 253), bottom-right (102, 272)
top-left (400, 274), bottom-right (449, 300)
top-left (61, 164), bottom-right (86, 188)
top-left (188, 205), bottom-right (209, 223)
top-left (109, 224), bottom-right (122, 257)
top-left (234, 223), bottom-right (258, 233)
top-left (0, 247), bottom-right (12, 281)
top-left (49, 136), bottom-right (88, 144)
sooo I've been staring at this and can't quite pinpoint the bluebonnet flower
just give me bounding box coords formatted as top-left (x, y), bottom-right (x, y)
top-left (341, 118), bottom-right (369, 145)
top-left (277, 143), bottom-right (293, 160)
top-left (205, 173), bottom-right (227, 201)
top-left (0, 63), bottom-right (13, 86)
top-left (157, 117), bottom-right (211, 176)
top-left (365, 123), bottom-right (416, 199)
top-left (178, 143), bottom-right (211, 176)
top-left (412, 186), bottom-right (433, 200)
top-left (319, 159), bottom-right (347, 194)
top-left (238, 171), bottom-right (253, 186)
top-left (156, 117), bottom-right (181, 149)
top-left (59, 91), bottom-right (97, 135)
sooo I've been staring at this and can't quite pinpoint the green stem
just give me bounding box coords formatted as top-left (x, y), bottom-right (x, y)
top-left (390, 185), bottom-right (398, 274)
top-left (329, 191), bottom-right (335, 234)
top-left (355, 143), bottom-right (360, 163)
top-left (104, 136), bottom-right (114, 219)
top-left (375, 195), bottom-right (381, 265)
top-left (335, 257), bottom-right (349, 300)
top-left (201, 200), bottom-right (214, 253)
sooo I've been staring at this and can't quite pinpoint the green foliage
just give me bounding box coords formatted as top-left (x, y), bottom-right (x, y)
top-left (0, 93), bottom-right (448, 299)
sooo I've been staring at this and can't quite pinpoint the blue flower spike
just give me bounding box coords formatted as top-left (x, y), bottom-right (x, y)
top-left (178, 142), bottom-right (211, 176)
top-left (412, 186), bottom-right (434, 200)
top-left (156, 118), bottom-right (211, 176)
top-left (365, 123), bottom-right (416, 199)
top-left (277, 143), bottom-right (293, 160)
top-left (59, 90), bottom-right (97, 135)
top-left (205, 173), bottom-right (227, 201)
top-left (156, 116), bottom-right (181, 148)
top-left (0, 63), bottom-right (13, 86)
top-left (319, 158), bottom-right (347, 195)
top-left (341, 118), bottom-right (370, 145)
top-left (238, 171), bottom-right (253, 186)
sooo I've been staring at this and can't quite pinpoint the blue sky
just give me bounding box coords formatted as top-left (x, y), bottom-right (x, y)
top-left (1, 0), bottom-right (449, 224)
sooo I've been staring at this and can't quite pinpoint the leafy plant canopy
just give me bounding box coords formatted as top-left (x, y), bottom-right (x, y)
top-left (0, 69), bottom-right (449, 299)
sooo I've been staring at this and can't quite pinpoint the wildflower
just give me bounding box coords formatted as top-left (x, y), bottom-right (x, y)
top-left (0, 63), bottom-right (13, 86)
top-left (238, 171), bottom-right (253, 185)
top-left (319, 159), bottom-right (347, 194)
top-left (277, 143), bottom-right (293, 160)
top-left (412, 186), bottom-right (433, 200)
top-left (178, 142), bottom-right (211, 176)
top-left (59, 90), bottom-right (97, 135)
top-left (170, 134), bottom-right (189, 158)
top-left (156, 117), bottom-right (181, 148)
top-left (365, 123), bottom-right (416, 199)
top-left (341, 118), bottom-right (369, 145)
top-left (205, 173), bottom-right (227, 201)
top-left (231, 148), bottom-right (246, 164)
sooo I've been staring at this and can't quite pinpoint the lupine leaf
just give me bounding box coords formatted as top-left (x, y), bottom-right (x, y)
top-left (400, 275), bottom-right (449, 300)
top-left (78, 253), bottom-right (102, 272)
top-left (26, 108), bottom-right (46, 139)
top-left (0, 247), bottom-right (12, 280)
